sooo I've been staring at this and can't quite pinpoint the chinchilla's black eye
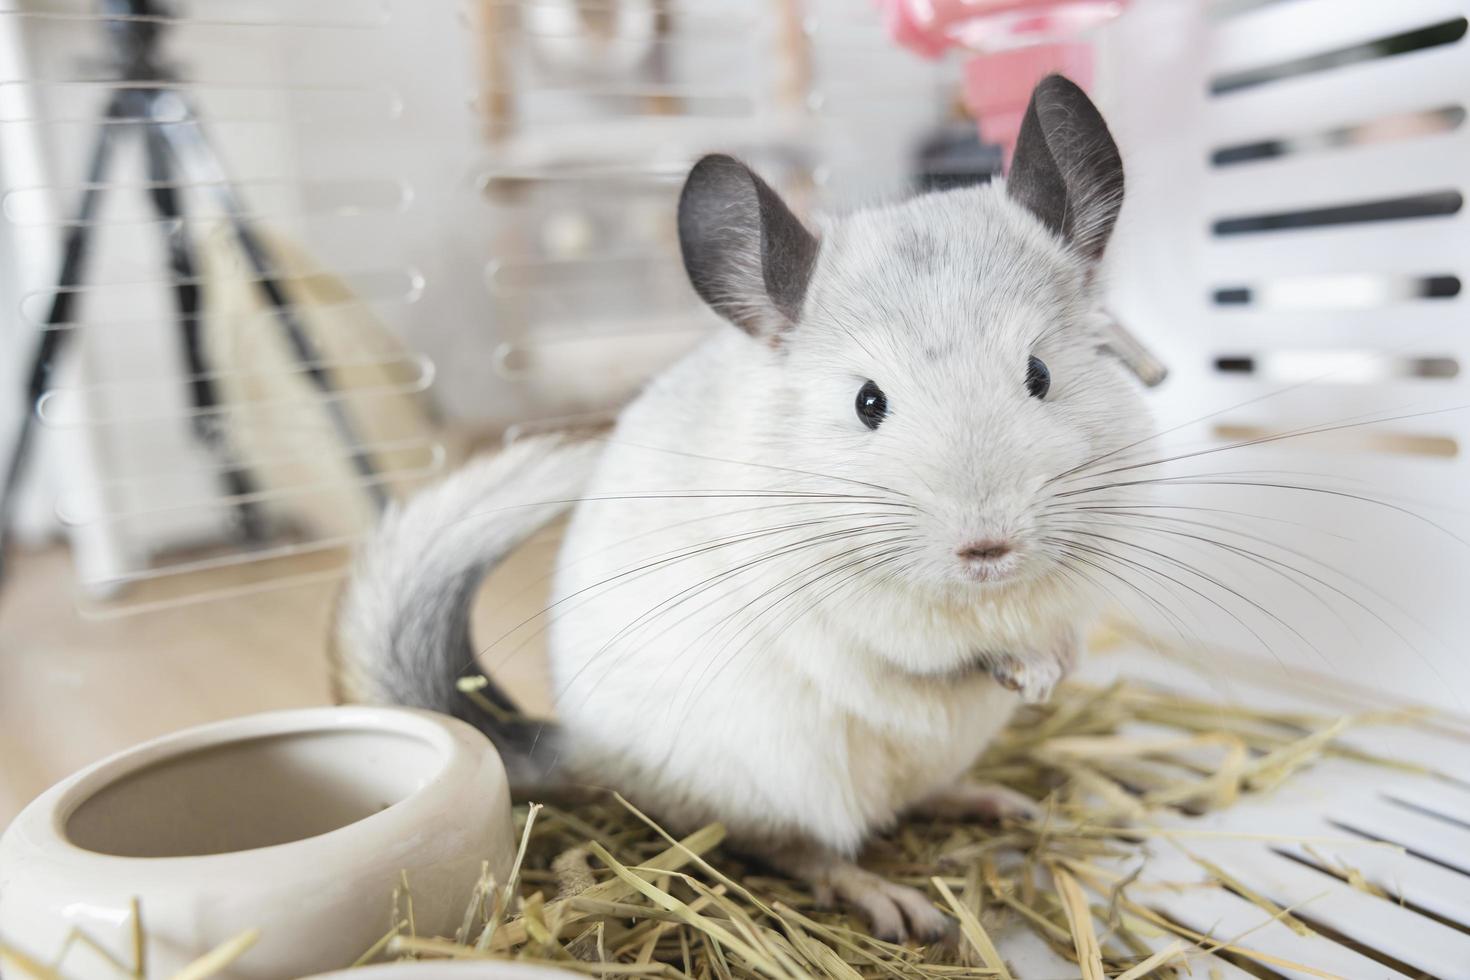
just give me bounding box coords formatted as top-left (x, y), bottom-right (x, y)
top-left (1026, 356), bottom-right (1051, 399)
top-left (855, 380), bottom-right (887, 429)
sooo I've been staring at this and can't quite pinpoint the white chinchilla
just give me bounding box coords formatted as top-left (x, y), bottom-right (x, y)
top-left (335, 74), bottom-right (1153, 941)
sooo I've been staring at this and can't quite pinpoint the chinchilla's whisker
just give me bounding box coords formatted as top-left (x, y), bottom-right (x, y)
top-left (622, 535), bottom-right (914, 735)
top-left (1070, 507), bottom-right (1416, 626)
top-left (1053, 543), bottom-right (1238, 691)
top-left (835, 320), bottom-right (883, 364)
top-left (1057, 399), bottom-right (1414, 484)
top-left (475, 512), bottom-right (910, 674)
top-left (815, 289), bottom-right (906, 363)
top-left (488, 498), bottom-right (921, 615)
top-left (1058, 523), bottom-right (1324, 650)
top-left (676, 534), bottom-right (915, 669)
top-left (1058, 509), bottom-right (1455, 692)
top-left (502, 521), bottom-right (911, 692)
top-left (882, 452), bottom-right (944, 503)
top-left (1057, 465), bottom-right (1418, 506)
top-left (706, 536), bottom-right (918, 670)
top-left (1055, 476), bottom-right (1470, 549)
top-left (588, 508), bottom-right (911, 585)
top-left (1060, 537), bottom-right (1274, 679)
top-left (1048, 349), bottom-right (1454, 483)
top-left (1061, 513), bottom-right (1348, 630)
top-left (1059, 402), bottom-right (1470, 488)
top-left (596, 524), bottom-right (914, 659)
top-left (1057, 534), bottom-right (1300, 676)
top-left (1049, 539), bottom-right (1230, 684)
top-left (591, 436), bottom-right (913, 498)
top-left (550, 525), bottom-right (915, 713)
top-left (798, 547), bottom-right (929, 647)
top-left (1098, 469), bottom-right (1470, 520)
top-left (1041, 536), bottom-right (1212, 657)
top-left (667, 539), bottom-right (917, 730)
top-left (446, 489), bottom-right (914, 535)
top-left (1060, 500), bottom-right (1355, 541)
top-left (1043, 545), bottom-right (1192, 656)
top-left (1055, 527), bottom-right (1329, 672)
top-left (499, 499), bottom-right (911, 614)
top-left (1061, 514), bottom-right (1461, 705)
top-left (707, 546), bottom-right (919, 705)
top-left (1048, 466), bottom-right (1388, 503)
top-left (836, 551), bottom-right (923, 621)
top-left (1030, 316), bottom-right (1073, 351)
top-left (611, 531), bottom-right (917, 708)
top-left (487, 510), bottom-right (891, 646)
top-left (680, 541), bottom-right (920, 733)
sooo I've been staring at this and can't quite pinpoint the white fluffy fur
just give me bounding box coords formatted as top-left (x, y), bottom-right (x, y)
top-left (334, 435), bottom-right (600, 720)
top-left (336, 168), bottom-right (1155, 907)
top-left (545, 181), bottom-right (1153, 854)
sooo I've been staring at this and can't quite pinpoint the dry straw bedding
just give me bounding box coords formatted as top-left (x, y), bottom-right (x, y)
top-left (2, 679), bottom-right (1428, 980)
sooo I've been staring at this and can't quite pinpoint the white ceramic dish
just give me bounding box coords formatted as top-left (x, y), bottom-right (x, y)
top-left (0, 706), bottom-right (515, 979)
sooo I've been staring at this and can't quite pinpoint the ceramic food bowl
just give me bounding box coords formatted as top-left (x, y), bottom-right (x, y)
top-left (0, 706), bottom-right (515, 979)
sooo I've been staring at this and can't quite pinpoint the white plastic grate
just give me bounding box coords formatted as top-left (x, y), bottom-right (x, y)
top-left (1098, 0), bottom-right (1470, 715)
top-left (988, 642), bottom-right (1470, 978)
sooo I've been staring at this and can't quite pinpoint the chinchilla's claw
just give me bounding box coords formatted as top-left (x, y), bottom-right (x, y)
top-left (985, 653), bottom-right (1063, 704)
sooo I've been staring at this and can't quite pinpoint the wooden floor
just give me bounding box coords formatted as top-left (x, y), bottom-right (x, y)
top-left (0, 537), bottom-right (557, 829)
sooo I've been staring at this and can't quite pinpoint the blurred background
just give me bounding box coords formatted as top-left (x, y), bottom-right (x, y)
top-left (1, 0), bottom-right (1467, 824)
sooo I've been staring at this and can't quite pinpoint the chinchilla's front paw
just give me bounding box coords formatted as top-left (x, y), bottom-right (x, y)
top-left (987, 653), bottom-right (1064, 704)
top-left (984, 635), bottom-right (1078, 704)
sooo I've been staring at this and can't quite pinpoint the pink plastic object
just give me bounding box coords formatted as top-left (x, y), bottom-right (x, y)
top-left (879, 0), bottom-right (1127, 56)
top-left (877, 0), bottom-right (1127, 164)
top-left (962, 43), bottom-right (1095, 160)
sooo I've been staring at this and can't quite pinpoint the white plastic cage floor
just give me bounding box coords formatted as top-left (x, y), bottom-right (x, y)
top-left (994, 640), bottom-right (1470, 979)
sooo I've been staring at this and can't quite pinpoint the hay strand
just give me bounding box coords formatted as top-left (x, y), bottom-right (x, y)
top-left (928, 878), bottom-right (1009, 979)
top-left (1048, 868), bottom-right (1104, 980)
top-left (1112, 940), bottom-right (1188, 980)
top-left (168, 930), bottom-right (259, 980)
top-left (129, 899), bottom-right (145, 980)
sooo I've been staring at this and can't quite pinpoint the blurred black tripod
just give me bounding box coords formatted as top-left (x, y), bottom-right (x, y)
top-left (0, 0), bottom-right (385, 584)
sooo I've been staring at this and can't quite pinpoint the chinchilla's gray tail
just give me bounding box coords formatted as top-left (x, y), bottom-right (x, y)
top-left (331, 434), bottom-right (600, 790)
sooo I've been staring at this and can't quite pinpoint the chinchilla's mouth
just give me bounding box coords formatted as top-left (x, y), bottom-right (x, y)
top-left (959, 558), bottom-right (1022, 585)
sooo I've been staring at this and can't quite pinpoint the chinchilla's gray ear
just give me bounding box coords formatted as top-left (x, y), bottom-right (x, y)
top-left (1007, 74), bottom-right (1124, 262)
top-left (678, 154), bottom-right (819, 339)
